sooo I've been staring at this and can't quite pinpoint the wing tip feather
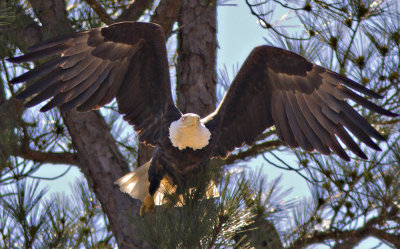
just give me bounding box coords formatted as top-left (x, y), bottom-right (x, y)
top-left (6, 56), bottom-right (22, 64)
top-left (40, 103), bottom-right (54, 112)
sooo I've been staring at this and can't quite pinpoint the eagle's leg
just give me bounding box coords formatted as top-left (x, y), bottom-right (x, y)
top-left (140, 162), bottom-right (164, 216)
top-left (140, 194), bottom-right (155, 216)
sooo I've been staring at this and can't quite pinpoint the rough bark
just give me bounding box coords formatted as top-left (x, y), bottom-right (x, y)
top-left (176, 0), bottom-right (217, 116)
top-left (61, 111), bottom-right (147, 248)
top-left (28, 0), bottom-right (71, 38)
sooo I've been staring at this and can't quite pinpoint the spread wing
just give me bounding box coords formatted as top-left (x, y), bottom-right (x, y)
top-left (205, 46), bottom-right (397, 161)
top-left (8, 22), bottom-right (181, 145)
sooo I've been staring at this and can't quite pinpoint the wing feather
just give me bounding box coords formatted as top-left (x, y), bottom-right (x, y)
top-left (62, 40), bottom-right (92, 57)
top-left (205, 45), bottom-right (396, 160)
top-left (75, 62), bottom-right (118, 111)
top-left (61, 56), bottom-right (98, 81)
top-left (60, 49), bottom-right (92, 69)
top-left (27, 32), bottom-right (88, 52)
top-left (25, 81), bottom-right (64, 108)
top-left (303, 94), bottom-right (353, 160)
top-left (43, 61), bottom-right (110, 111)
top-left (8, 44), bottom-right (69, 63)
top-left (8, 22), bottom-right (181, 146)
top-left (17, 69), bottom-right (62, 99)
top-left (295, 93), bottom-right (331, 154)
top-left (283, 91), bottom-right (313, 151)
top-left (11, 57), bottom-right (67, 83)
top-left (288, 91), bottom-right (329, 154)
top-left (272, 94), bottom-right (298, 147)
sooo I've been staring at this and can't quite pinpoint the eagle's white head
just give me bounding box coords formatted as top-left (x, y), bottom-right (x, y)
top-left (169, 113), bottom-right (211, 150)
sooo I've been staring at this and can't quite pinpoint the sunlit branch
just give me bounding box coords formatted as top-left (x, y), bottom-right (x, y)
top-left (84, 0), bottom-right (113, 25)
top-left (150, 0), bottom-right (184, 36)
top-left (117, 0), bottom-right (154, 22)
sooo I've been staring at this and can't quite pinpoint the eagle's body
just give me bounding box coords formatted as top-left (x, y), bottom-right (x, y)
top-left (8, 21), bottom-right (397, 214)
top-left (118, 113), bottom-right (217, 213)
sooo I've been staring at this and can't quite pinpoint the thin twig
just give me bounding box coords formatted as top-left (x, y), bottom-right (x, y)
top-left (224, 140), bottom-right (283, 165)
top-left (245, 0), bottom-right (310, 41)
top-left (29, 166), bottom-right (73, 180)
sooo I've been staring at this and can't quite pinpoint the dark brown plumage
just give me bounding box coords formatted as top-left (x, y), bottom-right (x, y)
top-left (204, 46), bottom-right (396, 160)
top-left (8, 21), bottom-right (397, 213)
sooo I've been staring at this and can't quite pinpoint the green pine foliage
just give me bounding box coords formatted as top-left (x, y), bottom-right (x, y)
top-left (1, 179), bottom-right (115, 248)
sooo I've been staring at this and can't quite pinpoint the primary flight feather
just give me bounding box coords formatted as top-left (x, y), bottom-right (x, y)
top-left (8, 21), bottom-right (397, 214)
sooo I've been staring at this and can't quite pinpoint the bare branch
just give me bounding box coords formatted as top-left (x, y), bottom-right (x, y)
top-left (288, 213), bottom-right (400, 249)
top-left (117, 0), bottom-right (154, 22)
top-left (333, 238), bottom-right (364, 249)
top-left (151, 0), bottom-right (184, 36)
top-left (369, 228), bottom-right (400, 248)
top-left (0, 98), bottom-right (77, 166)
top-left (84, 0), bottom-right (113, 25)
top-left (14, 147), bottom-right (78, 166)
top-left (224, 140), bottom-right (283, 166)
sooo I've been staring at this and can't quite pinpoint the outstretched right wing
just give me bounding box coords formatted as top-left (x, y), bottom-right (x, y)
top-left (8, 22), bottom-right (181, 145)
top-left (204, 46), bottom-right (397, 160)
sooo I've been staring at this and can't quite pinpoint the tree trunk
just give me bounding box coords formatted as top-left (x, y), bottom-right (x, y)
top-left (176, 0), bottom-right (217, 116)
top-left (62, 111), bottom-right (147, 248)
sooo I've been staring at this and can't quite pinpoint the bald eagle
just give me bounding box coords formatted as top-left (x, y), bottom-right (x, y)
top-left (8, 22), bottom-right (397, 214)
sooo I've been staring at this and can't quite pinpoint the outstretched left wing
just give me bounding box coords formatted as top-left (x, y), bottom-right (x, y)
top-left (7, 22), bottom-right (181, 145)
top-left (205, 46), bottom-right (397, 161)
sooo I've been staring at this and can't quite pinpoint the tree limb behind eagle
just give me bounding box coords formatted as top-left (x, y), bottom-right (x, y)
top-left (8, 22), bottom-right (397, 214)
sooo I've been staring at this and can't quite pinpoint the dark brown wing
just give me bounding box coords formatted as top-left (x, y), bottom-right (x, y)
top-left (205, 45), bottom-right (397, 161)
top-left (8, 22), bottom-right (181, 145)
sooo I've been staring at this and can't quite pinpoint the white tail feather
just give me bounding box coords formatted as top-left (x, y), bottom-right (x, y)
top-left (115, 161), bottom-right (151, 201)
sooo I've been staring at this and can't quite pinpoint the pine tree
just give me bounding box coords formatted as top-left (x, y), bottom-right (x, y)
top-left (1, 0), bottom-right (399, 248)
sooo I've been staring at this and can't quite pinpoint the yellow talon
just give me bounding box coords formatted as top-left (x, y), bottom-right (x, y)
top-left (140, 194), bottom-right (155, 216)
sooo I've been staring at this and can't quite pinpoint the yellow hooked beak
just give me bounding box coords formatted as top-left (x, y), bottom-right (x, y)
top-left (181, 115), bottom-right (200, 127)
top-left (193, 116), bottom-right (199, 126)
